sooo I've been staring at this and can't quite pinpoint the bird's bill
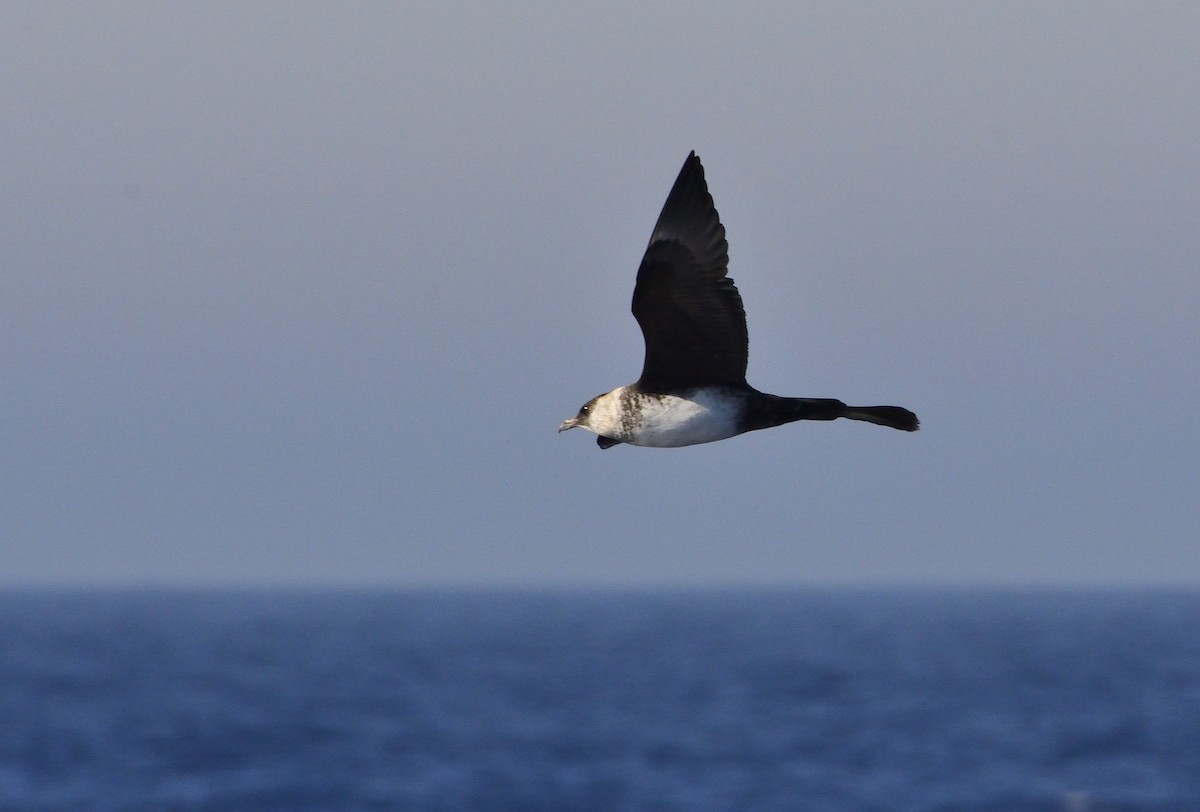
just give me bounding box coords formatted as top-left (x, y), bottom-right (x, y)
top-left (557, 417), bottom-right (578, 432)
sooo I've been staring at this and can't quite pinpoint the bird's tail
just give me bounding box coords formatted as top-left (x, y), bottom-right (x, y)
top-left (843, 404), bottom-right (920, 432)
top-left (758, 397), bottom-right (919, 432)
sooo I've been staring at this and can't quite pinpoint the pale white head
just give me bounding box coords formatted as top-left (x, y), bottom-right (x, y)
top-left (557, 386), bottom-right (628, 440)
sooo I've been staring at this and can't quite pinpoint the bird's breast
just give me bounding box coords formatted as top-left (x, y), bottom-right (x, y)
top-left (618, 388), bottom-right (745, 447)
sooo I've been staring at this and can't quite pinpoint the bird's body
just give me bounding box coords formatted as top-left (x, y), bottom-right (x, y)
top-left (579, 386), bottom-right (744, 449)
top-left (560, 152), bottom-right (918, 449)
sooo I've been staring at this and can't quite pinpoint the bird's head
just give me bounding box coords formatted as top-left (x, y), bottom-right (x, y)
top-left (558, 388), bottom-right (624, 440)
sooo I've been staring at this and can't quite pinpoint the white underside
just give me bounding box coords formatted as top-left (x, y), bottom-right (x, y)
top-left (615, 388), bottom-right (743, 447)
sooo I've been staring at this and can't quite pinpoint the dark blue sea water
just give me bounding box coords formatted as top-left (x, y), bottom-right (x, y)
top-left (1, 589), bottom-right (1198, 812)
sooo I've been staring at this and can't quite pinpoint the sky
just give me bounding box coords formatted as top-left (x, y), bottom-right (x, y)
top-left (2, 3), bottom-right (1197, 588)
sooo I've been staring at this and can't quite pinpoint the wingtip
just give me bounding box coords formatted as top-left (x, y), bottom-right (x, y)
top-left (672, 151), bottom-right (708, 192)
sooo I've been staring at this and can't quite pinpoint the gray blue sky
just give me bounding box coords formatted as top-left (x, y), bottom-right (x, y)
top-left (3, 3), bottom-right (1197, 587)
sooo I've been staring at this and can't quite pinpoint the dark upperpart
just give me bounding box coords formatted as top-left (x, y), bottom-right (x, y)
top-left (632, 152), bottom-right (747, 391)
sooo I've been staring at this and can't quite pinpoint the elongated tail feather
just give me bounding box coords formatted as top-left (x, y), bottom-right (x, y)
top-left (844, 405), bottom-right (919, 431)
top-left (744, 396), bottom-right (919, 433)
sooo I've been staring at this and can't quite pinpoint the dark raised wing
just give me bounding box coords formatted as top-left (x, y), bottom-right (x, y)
top-left (632, 152), bottom-right (748, 391)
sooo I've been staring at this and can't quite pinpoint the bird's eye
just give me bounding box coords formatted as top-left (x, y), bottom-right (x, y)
top-left (581, 405), bottom-right (590, 413)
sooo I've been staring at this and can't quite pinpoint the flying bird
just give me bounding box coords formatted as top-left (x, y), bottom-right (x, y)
top-left (559, 152), bottom-right (918, 449)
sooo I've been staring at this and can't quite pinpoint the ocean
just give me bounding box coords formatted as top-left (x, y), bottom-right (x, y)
top-left (1, 589), bottom-right (1197, 811)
